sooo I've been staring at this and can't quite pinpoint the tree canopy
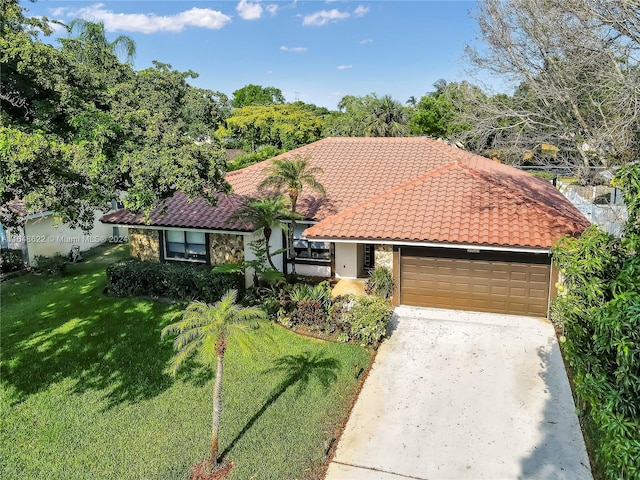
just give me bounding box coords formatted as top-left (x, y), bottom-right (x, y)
top-left (216, 103), bottom-right (324, 152)
top-left (323, 93), bottom-right (411, 137)
top-left (460, 0), bottom-right (640, 178)
top-left (1, 8), bottom-right (230, 230)
top-left (409, 80), bottom-right (475, 139)
top-left (231, 84), bottom-right (285, 108)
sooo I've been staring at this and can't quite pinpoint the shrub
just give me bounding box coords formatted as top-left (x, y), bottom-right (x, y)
top-left (343, 296), bottom-right (392, 347)
top-left (293, 299), bottom-right (325, 329)
top-left (364, 267), bottom-right (395, 300)
top-left (289, 282), bottom-right (332, 328)
top-left (34, 254), bottom-right (68, 276)
top-left (106, 260), bottom-right (243, 303)
top-left (1, 249), bottom-right (24, 273)
top-left (244, 283), bottom-right (293, 317)
top-left (327, 294), bottom-right (353, 337)
top-left (552, 215), bottom-right (640, 478)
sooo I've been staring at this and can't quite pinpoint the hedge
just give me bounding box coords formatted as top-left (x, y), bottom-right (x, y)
top-left (106, 260), bottom-right (243, 304)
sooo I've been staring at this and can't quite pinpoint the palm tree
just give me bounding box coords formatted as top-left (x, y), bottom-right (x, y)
top-left (259, 156), bottom-right (326, 274)
top-left (364, 95), bottom-right (410, 137)
top-left (406, 96), bottom-right (417, 107)
top-left (230, 194), bottom-right (296, 270)
top-left (67, 19), bottom-right (136, 64)
top-left (161, 290), bottom-right (267, 472)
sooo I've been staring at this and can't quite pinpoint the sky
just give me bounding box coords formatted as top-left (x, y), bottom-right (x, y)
top-left (25, 0), bottom-right (488, 109)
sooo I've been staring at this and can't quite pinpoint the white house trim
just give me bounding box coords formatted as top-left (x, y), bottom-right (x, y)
top-left (309, 237), bottom-right (551, 255)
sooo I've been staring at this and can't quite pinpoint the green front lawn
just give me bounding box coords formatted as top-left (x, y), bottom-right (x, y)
top-left (0, 244), bottom-right (370, 479)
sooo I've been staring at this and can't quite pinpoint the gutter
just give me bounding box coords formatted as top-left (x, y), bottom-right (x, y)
top-left (305, 236), bottom-right (551, 255)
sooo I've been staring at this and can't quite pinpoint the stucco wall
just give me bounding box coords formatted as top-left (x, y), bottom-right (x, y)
top-left (23, 212), bottom-right (114, 263)
top-left (375, 244), bottom-right (393, 270)
top-left (209, 233), bottom-right (244, 265)
top-left (335, 243), bottom-right (359, 278)
top-left (243, 228), bottom-right (284, 287)
top-left (130, 228), bottom-right (160, 262)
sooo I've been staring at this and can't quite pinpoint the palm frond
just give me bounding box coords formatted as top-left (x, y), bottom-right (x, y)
top-left (162, 290), bottom-right (267, 376)
top-left (165, 340), bottom-right (200, 378)
top-left (173, 326), bottom-right (207, 351)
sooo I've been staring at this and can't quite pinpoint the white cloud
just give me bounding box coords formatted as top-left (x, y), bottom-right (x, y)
top-left (280, 45), bottom-right (307, 52)
top-left (266, 4), bottom-right (279, 15)
top-left (50, 6), bottom-right (69, 16)
top-left (354, 5), bottom-right (369, 17)
top-left (359, 38), bottom-right (373, 44)
top-left (65, 4), bottom-right (231, 33)
top-left (303, 9), bottom-right (349, 26)
top-left (236, 0), bottom-right (263, 20)
top-left (337, 65), bottom-right (352, 70)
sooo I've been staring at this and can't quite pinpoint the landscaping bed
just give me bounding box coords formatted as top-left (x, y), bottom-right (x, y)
top-left (0, 244), bottom-right (371, 480)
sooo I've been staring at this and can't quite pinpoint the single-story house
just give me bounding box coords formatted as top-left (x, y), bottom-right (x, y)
top-left (101, 137), bottom-right (589, 317)
top-left (1, 200), bottom-right (127, 265)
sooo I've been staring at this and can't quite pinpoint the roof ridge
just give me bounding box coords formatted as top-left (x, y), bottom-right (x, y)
top-left (306, 161), bottom-right (460, 234)
top-left (456, 162), bottom-right (585, 232)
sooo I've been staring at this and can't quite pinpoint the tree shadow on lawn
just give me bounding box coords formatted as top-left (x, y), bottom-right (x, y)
top-left (220, 351), bottom-right (340, 460)
top-left (1, 274), bottom-right (181, 410)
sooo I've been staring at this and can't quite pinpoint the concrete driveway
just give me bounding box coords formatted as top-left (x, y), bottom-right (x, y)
top-left (325, 306), bottom-right (592, 480)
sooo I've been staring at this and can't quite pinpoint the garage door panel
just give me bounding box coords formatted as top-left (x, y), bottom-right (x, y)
top-left (400, 253), bottom-right (551, 316)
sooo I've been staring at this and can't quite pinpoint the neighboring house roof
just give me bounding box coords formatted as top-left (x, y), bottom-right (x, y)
top-left (6, 200), bottom-right (29, 217)
top-left (3, 199), bottom-right (50, 219)
top-left (101, 137), bottom-right (589, 249)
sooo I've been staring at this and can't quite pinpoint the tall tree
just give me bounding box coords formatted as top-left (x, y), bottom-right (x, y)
top-left (1, 12), bottom-right (229, 230)
top-left (216, 103), bottom-right (323, 151)
top-left (364, 95), bottom-right (410, 137)
top-left (231, 84), bottom-right (285, 108)
top-left (409, 80), bottom-right (477, 138)
top-left (462, 0), bottom-right (640, 179)
top-left (66, 18), bottom-right (136, 64)
top-left (230, 194), bottom-right (295, 270)
top-left (259, 157), bottom-right (325, 274)
top-left (161, 290), bottom-right (267, 473)
top-left (324, 94), bottom-right (410, 137)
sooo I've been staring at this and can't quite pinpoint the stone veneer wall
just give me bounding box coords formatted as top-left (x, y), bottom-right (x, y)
top-left (208, 233), bottom-right (244, 265)
top-left (374, 244), bottom-right (393, 270)
top-left (129, 228), bottom-right (160, 261)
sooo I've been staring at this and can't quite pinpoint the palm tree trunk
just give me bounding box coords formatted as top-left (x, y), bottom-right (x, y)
top-left (264, 228), bottom-right (276, 270)
top-left (210, 340), bottom-right (225, 468)
top-left (289, 193), bottom-right (298, 275)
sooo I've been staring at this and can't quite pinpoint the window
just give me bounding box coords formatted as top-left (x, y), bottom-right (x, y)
top-left (164, 230), bottom-right (207, 262)
top-left (290, 225), bottom-right (331, 262)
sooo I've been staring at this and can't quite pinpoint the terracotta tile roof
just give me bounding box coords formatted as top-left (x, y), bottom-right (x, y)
top-left (3, 199), bottom-right (48, 218)
top-left (226, 137), bottom-right (459, 220)
top-left (6, 200), bottom-right (28, 217)
top-left (101, 137), bottom-right (589, 249)
top-left (101, 191), bottom-right (250, 231)
top-left (303, 161), bottom-right (586, 249)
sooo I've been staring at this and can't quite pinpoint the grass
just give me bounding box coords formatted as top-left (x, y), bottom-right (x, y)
top-left (0, 244), bottom-right (371, 480)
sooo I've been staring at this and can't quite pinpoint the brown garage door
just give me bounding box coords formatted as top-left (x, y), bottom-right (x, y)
top-left (400, 249), bottom-right (551, 316)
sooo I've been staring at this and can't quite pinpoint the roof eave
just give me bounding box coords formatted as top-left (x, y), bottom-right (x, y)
top-left (303, 235), bottom-right (552, 254)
